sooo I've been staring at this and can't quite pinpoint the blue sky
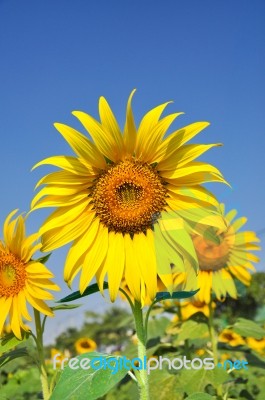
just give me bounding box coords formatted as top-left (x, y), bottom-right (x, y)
top-left (1, 0), bottom-right (264, 343)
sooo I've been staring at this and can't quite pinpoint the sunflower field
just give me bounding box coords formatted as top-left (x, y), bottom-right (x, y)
top-left (0, 92), bottom-right (264, 400)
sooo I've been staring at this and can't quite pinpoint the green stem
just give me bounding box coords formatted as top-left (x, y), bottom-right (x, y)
top-left (34, 308), bottom-right (50, 400)
top-left (133, 301), bottom-right (150, 400)
top-left (208, 299), bottom-right (223, 399)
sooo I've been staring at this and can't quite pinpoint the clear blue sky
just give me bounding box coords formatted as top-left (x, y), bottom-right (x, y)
top-left (1, 0), bottom-right (264, 343)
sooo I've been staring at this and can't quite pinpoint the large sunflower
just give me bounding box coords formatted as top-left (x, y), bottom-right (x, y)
top-left (0, 210), bottom-right (60, 339)
top-left (31, 90), bottom-right (227, 303)
top-left (189, 203), bottom-right (260, 304)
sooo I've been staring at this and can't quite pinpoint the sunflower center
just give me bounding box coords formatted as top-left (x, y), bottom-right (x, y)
top-left (193, 234), bottom-right (230, 271)
top-left (0, 252), bottom-right (27, 296)
top-left (92, 160), bottom-right (167, 234)
top-left (80, 341), bottom-right (91, 349)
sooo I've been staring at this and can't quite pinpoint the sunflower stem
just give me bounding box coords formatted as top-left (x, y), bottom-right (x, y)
top-left (133, 300), bottom-right (150, 400)
top-left (34, 308), bottom-right (50, 400)
top-left (208, 298), bottom-right (223, 399)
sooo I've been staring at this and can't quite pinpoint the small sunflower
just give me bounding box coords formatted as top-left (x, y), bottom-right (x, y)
top-left (75, 338), bottom-right (97, 354)
top-left (218, 329), bottom-right (245, 347)
top-left (0, 210), bottom-right (60, 339)
top-left (187, 203), bottom-right (260, 304)
top-left (31, 90), bottom-right (227, 302)
top-left (247, 337), bottom-right (265, 354)
top-left (180, 299), bottom-right (213, 320)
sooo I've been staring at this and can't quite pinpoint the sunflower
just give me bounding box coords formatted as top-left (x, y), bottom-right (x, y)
top-left (246, 337), bottom-right (265, 354)
top-left (180, 299), bottom-right (214, 319)
top-left (74, 338), bottom-right (97, 354)
top-left (31, 90), bottom-right (227, 303)
top-left (218, 329), bottom-right (245, 347)
top-left (0, 210), bottom-right (60, 339)
top-left (187, 203), bottom-right (260, 304)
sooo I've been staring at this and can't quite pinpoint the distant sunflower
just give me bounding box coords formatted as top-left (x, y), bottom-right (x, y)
top-left (180, 299), bottom-right (213, 320)
top-left (189, 203), bottom-right (260, 304)
top-left (31, 90), bottom-right (227, 302)
top-left (0, 210), bottom-right (60, 339)
top-left (75, 338), bottom-right (97, 354)
top-left (218, 329), bottom-right (245, 347)
top-left (247, 337), bottom-right (265, 354)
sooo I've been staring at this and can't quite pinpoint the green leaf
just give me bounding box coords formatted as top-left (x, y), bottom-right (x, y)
top-left (176, 320), bottom-right (209, 342)
top-left (0, 347), bottom-right (29, 368)
top-left (35, 252), bottom-right (52, 264)
top-left (148, 368), bottom-right (184, 400)
top-left (147, 317), bottom-right (170, 339)
top-left (155, 288), bottom-right (200, 301)
top-left (185, 393), bottom-right (213, 400)
top-left (177, 368), bottom-right (229, 395)
top-left (230, 318), bottom-right (265, 339)
top-left (50, 352), bottom-right (128, 400)
top-left (57, 282), bottom-right (108, 303)
top-left (0, 331), bottom-right (29, 355)
top-left (51, 303), bottom-right (82, 311)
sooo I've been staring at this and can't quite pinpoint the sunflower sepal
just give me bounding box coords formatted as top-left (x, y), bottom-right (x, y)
top-left (155, 288), bottom-right (200, 302)
top-left (35, 252), bottom-right (52, 265)
top-left (57, 282), bottom-right (108, 303)
top-left (51, 303), bottom-right (81, 311)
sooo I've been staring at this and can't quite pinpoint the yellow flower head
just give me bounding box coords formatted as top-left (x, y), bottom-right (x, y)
top-left (0, 210), bottom-right (60, 339)
top-left (188, 203), bottom-right (260, 303)
top-left (75, 338), bottom-right (97, 354)
top-left (31, 90), bottom-right (227, 303)
top-left (247, 337), bottom-right (265, 354)
top-left (218, 329), bottom-right (245, 347)
top-left (180, 300), bottom-right (213, 320)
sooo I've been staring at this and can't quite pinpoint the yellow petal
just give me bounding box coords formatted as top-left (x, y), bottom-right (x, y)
top-left (170, 185), bottom-right (219, 208)
top-left (26, 262), bottom-right (55, 278)
top-left (161, 162), bottom-right (223, 180)
top-left (105, 232), bottom-right (125, 302)
top-left (64, 218), bottom-right (100, 283)
top-left (135, 101), bottom-right (172, 158)
top-left (79, 224), bottom-right (109, 294)
top-left (0, 297), bottom-right (12, 334)
top-left (31, 185), bottom-right (89, 209)
top-left (28, 278), bottom-right (60, 292)
top-left (72, 111), bottom-right (121, 162)
top-left (158, 143), bottom-right (222, 171)
top-left (35, 170), bottom-right (96, 189)
top-left (133, 231), bottom-right (157, 301)
top-left (10, 296), bottom-right (22, 339)
top-left (99, 96), bottom-right (124, 158)
top-left (39, 201), bottom-right (90, 235)
top-left (31, 192), bottom-right (89, 211)
top-left (41, 208), bottom-right (95, 252)
top-left (32, 155), bottom-right (91, 175)
top-left (138, 112), bottom-right (183, 163)
top-left (17, 291), bottom-right (32, 321)
top-left (24, 291), bottom-right (54, 317)
top-left (154, 121), bottom-right (210, 163)
top-left (25, 282), bottom-right (54, 300)
top-left (3, 209), bottom-right (19, 245)
top-left (231, 217), bottom-right (247, 232)
top-left (54, 123), bottom-right (106, 169)
top-left (123, 89), bottom-right (137, 156)
top-left (124, 234), bottom-right (142, 303)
